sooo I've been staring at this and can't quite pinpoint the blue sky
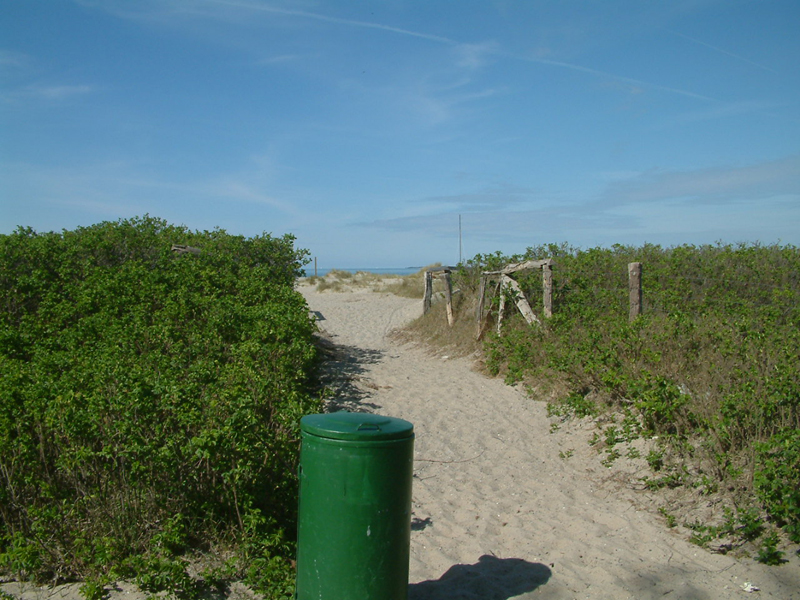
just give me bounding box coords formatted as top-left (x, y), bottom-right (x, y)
top-left (2, 0), bottom-right (799, 268)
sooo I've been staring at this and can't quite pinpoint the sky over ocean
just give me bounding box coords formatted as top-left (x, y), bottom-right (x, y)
top-left (2, 1), bottom-right (799, 266)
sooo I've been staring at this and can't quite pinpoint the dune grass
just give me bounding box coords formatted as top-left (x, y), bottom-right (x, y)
top-left (395, 244), bottom-right (800, 561)
top-left (308, 265), bottom-right (445, 298)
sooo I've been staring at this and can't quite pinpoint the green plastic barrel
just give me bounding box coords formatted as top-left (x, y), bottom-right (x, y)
top-left (295, 412), bottom-right (414, 600)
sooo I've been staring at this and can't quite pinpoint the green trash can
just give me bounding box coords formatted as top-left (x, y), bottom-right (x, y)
top-left (295, 411), bottom-right (414, 600)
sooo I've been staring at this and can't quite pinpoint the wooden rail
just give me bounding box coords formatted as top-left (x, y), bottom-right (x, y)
top-left (171, 244), bottom-right (201, 255)
top-left (429, 259), bottom-right (644, 338)
top-left (476, 259), bottom-right (554, 339)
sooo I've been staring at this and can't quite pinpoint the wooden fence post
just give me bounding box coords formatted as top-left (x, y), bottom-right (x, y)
top-left (496, 279), bottom-right (507, 334)
top-left (505, 275), bottom-right (540, 326)
top-left (443, 271), bottom-right (454, 327)
top-left (475, 275), bottom-right (489, 339)
top-left (423, 271), bottom-right (433, 314)
top-left (476, 275), bottom-right (487, 325)
top-left (629, 262), bottom-right (642, 321)
top-left (543, 262), bottom-right (553, 318)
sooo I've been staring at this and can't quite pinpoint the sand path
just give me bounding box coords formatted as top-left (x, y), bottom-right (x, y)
top-left (298, 282), bottom-right (800, 600)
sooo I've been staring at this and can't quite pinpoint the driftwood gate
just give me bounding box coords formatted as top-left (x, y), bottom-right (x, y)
top-left (475, 259), bottom-right (554, 339)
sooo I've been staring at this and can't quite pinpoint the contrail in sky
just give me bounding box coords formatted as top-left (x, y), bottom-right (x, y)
top-left (665, 28), bottom-right (778, 74)
top-left (204, 0), bottom-right (715, 102)
top-left (206, 0), bottom-right (456, 44)
top-left (517, 55), bottom-right (716, 102)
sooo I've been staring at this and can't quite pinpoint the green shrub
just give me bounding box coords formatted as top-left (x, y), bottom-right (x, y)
top-left (757, 532), bottom-right (786, 565)
top-left (0, 217), bottom-right (319, 591)
top-left (755, 429), bottom-right (800, 543)
top-left (464, 242), bottom-right (800, 547)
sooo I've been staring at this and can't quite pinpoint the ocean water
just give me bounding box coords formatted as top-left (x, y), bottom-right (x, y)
top-left (305, 266), bottom-right (422, 277)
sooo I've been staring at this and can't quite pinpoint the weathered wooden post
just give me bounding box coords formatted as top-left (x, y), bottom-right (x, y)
top-left (443, 271), bottom-right (454, 327)
top-left (423, 271), bottom-right (433, 314)
top-left (543, 261), bottom-right (553, 318)
top-left (476, 275), bottom-right (487, 325)
top-left (629, 262), bottom-right (642, 321)
top-left (502, 275), bottom-right (539, 326)
top-left (475, 275), bottom-right (488, 339)
top-left (496, 279), bottom-right (507, 334)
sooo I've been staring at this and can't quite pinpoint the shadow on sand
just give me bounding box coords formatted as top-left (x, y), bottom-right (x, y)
top-left (409, 555), bottom-right (551, 600)
top-left (312, 332), bottom-right (385, 412)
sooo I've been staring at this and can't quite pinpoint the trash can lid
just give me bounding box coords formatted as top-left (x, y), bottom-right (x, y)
top-left (301, 412), bottom-right (414, 441)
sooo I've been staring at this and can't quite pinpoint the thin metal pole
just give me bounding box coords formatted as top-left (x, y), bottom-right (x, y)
top-left (458, 214), bottom-right (462, 265)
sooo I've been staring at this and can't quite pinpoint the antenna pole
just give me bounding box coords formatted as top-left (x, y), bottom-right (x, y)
top-left (458, 214), bottom-right (462, 265)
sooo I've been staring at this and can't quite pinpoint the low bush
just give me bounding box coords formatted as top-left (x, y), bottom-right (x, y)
top-left (0, 216), bottom-right (320, 596)
top-left (453, 242), bottom-right (800, 549)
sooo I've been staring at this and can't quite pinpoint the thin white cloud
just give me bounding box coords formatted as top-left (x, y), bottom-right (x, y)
top-left (78, 1), bottom-right (716, 106)
top-left (215, 3), bottom-right (717, 103)
top-left (31, 84), bottom-right (95, 99)
top-left (602, 155), bottom-right (800, 206)
top-left (202, 0), bottom-right (457, 44)
top-left (0, 50), bottom-right (32, 68)
top-left (665, 29), bottom-right (779, 75)
top-left (363, 204), bottom-right (629, 243)
top-left (108, 170), bottom-right (299, 217)
top-left (3, 84), bottom-right (96, 103)
top-left (0, 160), bottom-right (150, 229)
top-left (454, 42), bottom-right (500, 69)
top-left (408, 84), bottom-right (503, 125)
top-left (56, 196), bottom-right (150, 218)
top-left (361, 156), bottom-right (800, 247)
top-left (656, 100), bottom-right (786, 128)
top-left (514, 53), bottom-right (715, 102)
top-left (347, 71), bottom-right (505, 126)
top-left (256, 53), bottom-right (306, 65)
top-left (595, 170), bottom-right (643, 183)
top-left (363, 192), bottom-right (799, 250)
top-left (215, 181), bottom-right (298, 215)
top-left (1, 157), bottom-right (300, 229)
top-left (423, 184), bottom-right (538, 212)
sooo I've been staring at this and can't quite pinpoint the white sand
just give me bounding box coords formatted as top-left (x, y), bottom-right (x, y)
top-left (4, 281), bottom-right (798, 600)
top-left (298, 281), bottom-right (800, 600)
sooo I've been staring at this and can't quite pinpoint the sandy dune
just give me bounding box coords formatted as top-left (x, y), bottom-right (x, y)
top-left (298, 281), bottom-right (800, 600)
top-left (3, 281), bottom-right (798, 600)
